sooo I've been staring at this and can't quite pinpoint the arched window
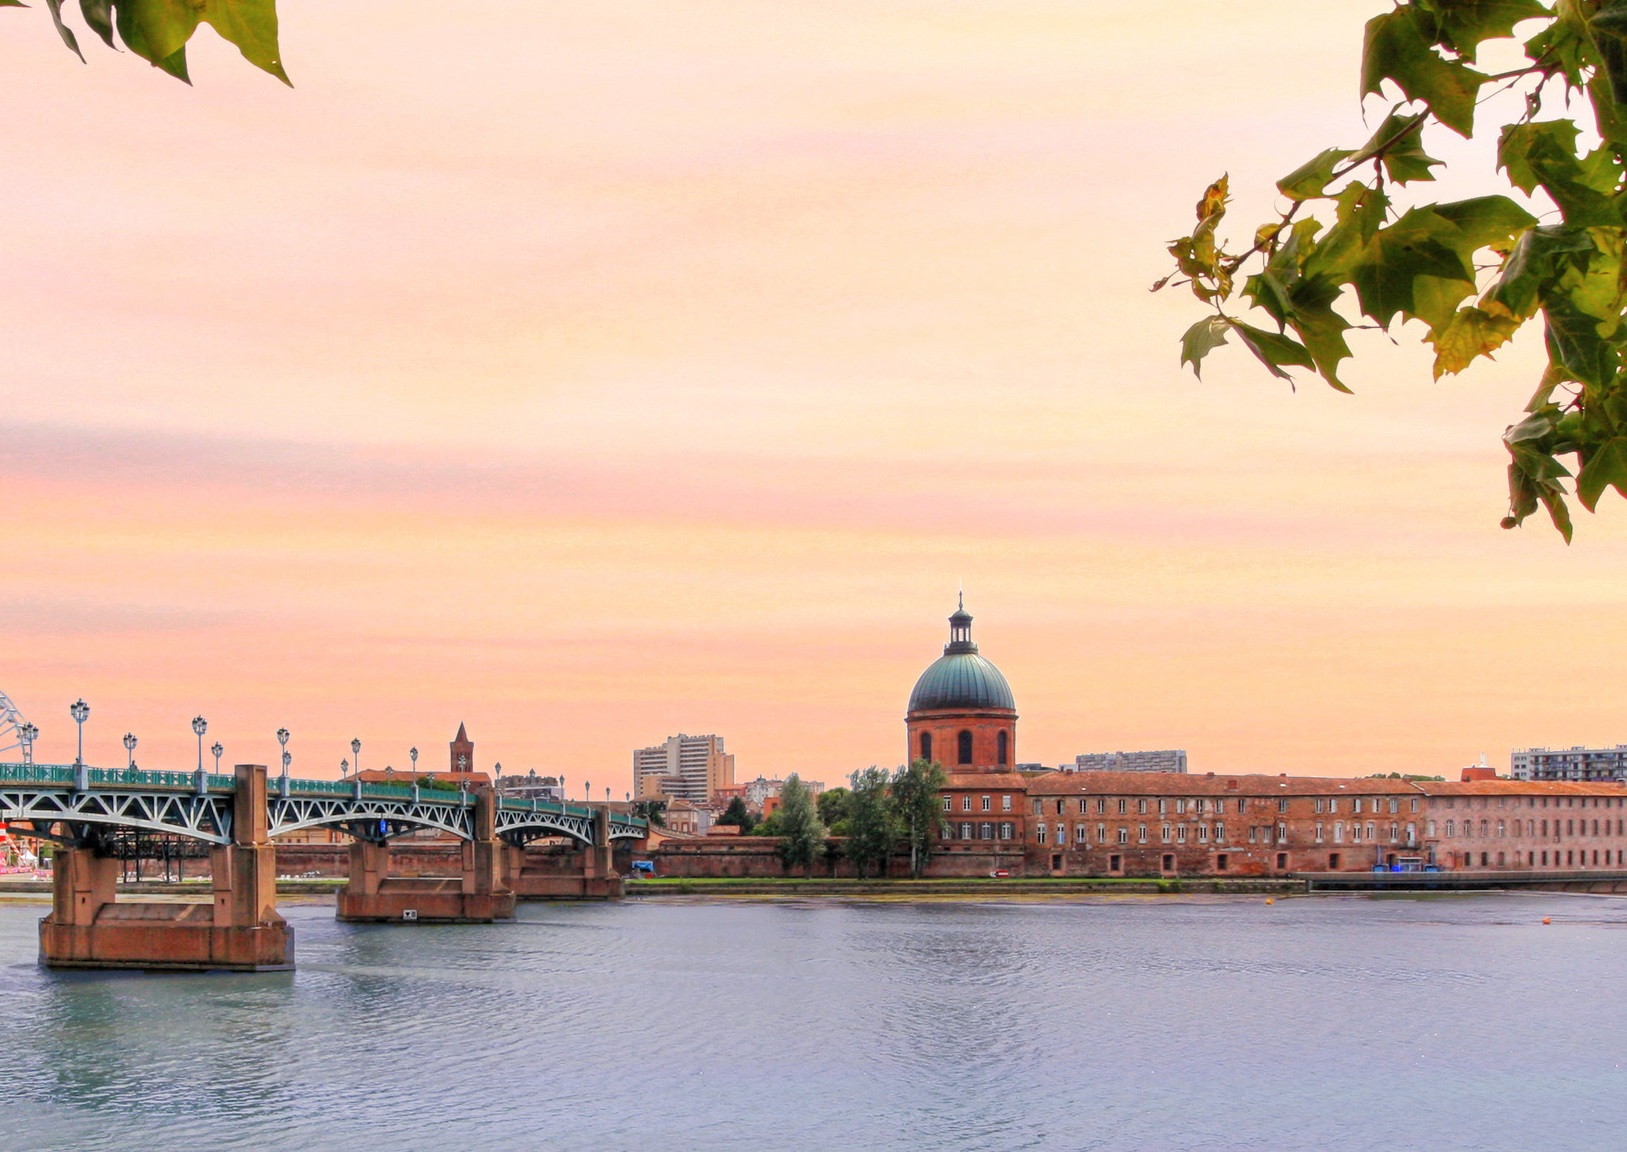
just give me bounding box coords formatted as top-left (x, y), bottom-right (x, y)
top-left (920, 732), bottom-right (932, 762)
top-left (957, 730), bottom-right (973, 765)
top-left (996, 730), bottom-right (1009, 766)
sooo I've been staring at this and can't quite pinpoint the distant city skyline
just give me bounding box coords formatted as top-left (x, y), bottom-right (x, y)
top-left (5, 2), bottom-right (1626, 797)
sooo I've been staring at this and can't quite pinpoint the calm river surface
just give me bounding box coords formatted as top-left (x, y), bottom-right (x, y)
top-left (0, 892), bottom-right (1621, 1151)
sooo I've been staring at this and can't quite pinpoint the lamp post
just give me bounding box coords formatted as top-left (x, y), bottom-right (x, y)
top-left (277, 727), bottom-right (289, 775)
top-left (351, 737), bottom-right (361, 777)
top-left (70, 699), bottom-right (89, 766)
top-left (340, 757), bottom-right (349, 779)
top-left (281, 749), bottom-right (291, 796)
top-left (19, 722), bottom-right (37, 766)
top-left (410, 746), bottom-right (418, 780)
top-left (191, 716), bottom-right (207, 771)
top-left (211, 741), bottom-right (223, 774)
top-left (123, 732), bottom-right (137, 770)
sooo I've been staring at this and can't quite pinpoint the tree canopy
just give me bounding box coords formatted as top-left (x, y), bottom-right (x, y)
top-left (11, 0), bottom-right (288, 84)
top-left (775, 775), bottom-right (825, 877)
top-left (1160, 0), bottom-right (1627, 540)
top-left (890, 759), bottom-right (947, 879)
top-left (844, 766), bottom-right (897, 880)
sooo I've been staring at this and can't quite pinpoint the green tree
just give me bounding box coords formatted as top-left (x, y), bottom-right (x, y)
top-left (890, 758), bottom-right (947, 879)
top-left (843, 765), bottom-right (897, 880)
top-left (776, 775), bottom-right (825, 877)
top-left (631, 799), bottom-right (667, 828)
top-left (716, 796), bottom-right (756, 834)
top-left (816, 786), bottom-right (854, 832)
top-left (13, 0), bottom-right (290, 84)
top-left (1162, 1), bottom-right (1627, 539)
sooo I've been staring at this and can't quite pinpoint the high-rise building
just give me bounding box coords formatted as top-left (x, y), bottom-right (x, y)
top-left (633, 734), bottom-right (735, 805)
top-left (1511, 745), bottom-right (1627, 782)
top-left (1074, 749), bottom-right (1188, 774)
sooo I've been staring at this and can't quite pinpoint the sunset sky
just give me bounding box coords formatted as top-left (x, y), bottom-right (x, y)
top-left (4, 1), bottom-right (1624, 796)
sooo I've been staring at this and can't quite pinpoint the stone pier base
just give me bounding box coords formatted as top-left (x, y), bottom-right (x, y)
top-left (336, 792), bottom-right (516, 923)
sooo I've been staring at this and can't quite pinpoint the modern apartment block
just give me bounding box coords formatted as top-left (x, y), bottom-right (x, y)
top-left (1511, 746), bottom-right (1627, 782)
top-left (633, 733), bottom-right (736, 805)
top-left (1074, 749), bottom-right (1188, 774)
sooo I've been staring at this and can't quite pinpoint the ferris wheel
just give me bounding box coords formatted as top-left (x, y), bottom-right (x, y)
top-left (0, 691), bottom-right (36, 764)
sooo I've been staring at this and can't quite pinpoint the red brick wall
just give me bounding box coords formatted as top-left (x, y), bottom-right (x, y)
top-left (906, 709), bottom-right (1016, 771)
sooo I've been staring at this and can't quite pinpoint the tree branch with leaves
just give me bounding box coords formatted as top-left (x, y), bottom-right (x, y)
top-left (1160, 0), bottom-right (1627, 539)
top-left (9, 0), bottom-right (288, 84)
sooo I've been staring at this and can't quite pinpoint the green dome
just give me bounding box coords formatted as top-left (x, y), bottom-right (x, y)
top-left (908, 652), bottom-right (1015, 712)
top-left (907, 598), bottom-right (1015, 712)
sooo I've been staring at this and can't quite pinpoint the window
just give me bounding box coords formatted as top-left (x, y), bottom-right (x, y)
top-left (996, 730), bottom-right (1009, 766)
top-left (1161, 824), bottom-right (1172, 843)
top-left (1333, 822), bottom-right (1344, 843)
top-left (1137, 824), bottom-right (1147, 843)
top-left (1410, 797), bottom-right (1419, 813)
top-left (1109, 854), bottom-right (1121, 872)
top-left (1055, 824), bottom-right (1065, 846)
top-left (1036, 823), bottom-right (1047, 845)
top-left (1162, 853), bottom-right (1176, 872)
top-left (1198, 824), bottom-right (1208, 843)
top-left (1075, 824), bottom-right (1087, 843)
top-left (980, 822), bottom-right (992, 840)
top-left (1248, 826), bottom-right (1257, 843)
top-left (941, 797), bottom-right (951, 812)
top-left (1215, 824), bottom-right (1226, 843)
top-left (999, 822), bottom-right (1013, 840)
top-left (1390, 822), bottom-right (1398, 842)
top-left (1445, 820), bottom-right (1455, 837)
top-left (1033, 799), bottom-right (1043, 815)
top-left (1406, 822), bottom-right (1415, 842)
top-left (1354, 798), bottom-right (1364, 815)
top-left (1216, 853), bottom-right (1229, 871)
top-left (1096, 823), bottom-right (1106, 843)
top-left (1315, 822), bottom-right (1325, 843)
top-left (960, 823), bottom-right (972, 840)
top-left (1177, 825), bottom-right (1187, 843)
top-left (1055, 800), bottom-right (1064, 816)
top-left (1277, 823), bottom-right (1288, 842)
top-left (1389, 798), bottom-right (1399, 814)
top-left (957, 730), bottom-right (973, 766)
top-left (1427, 820), bottom-right (1436, 837)
top-left (1176, 798), bottom-right (1187, 814)
top-left (1117, 827), bottom-right (1129, 845)
top-left (962, 795), bottom-right (972, 812)
top-left (1215, 799), bottom-right (1226, 815)
top-left (1238, 798), bottom-right (1248, 813)
top-left (1315, 798), bottom-right (1325, 814)
top-left (1158, 798), bottom-right (1167, 815)
top-left (1278, 798), bottom-right (1290, 814)
top-left (1077, 798), bottom-right (1088, 815)
top-left (1328, 798), bottom-right (1338, 814)
top-left (1117, 798), bottom-right (1128, 815)
top-left (1002, 795), bottom-right (1011, 812)
top-left (920, 732), bottom-right (932, 762)
top-left (1329, 852), bottom-right (1341, 869)
top-left (1195, 798), bottom-right (1206, 814)
top-left (981, 795), bottom-right (991, 812)
top-left (1367, 822), bottom-right (1376, 841)
top-left (1095, 797), bottom-right (1106, 815)
top-left (1137, 798), bottom-right (1149, 815)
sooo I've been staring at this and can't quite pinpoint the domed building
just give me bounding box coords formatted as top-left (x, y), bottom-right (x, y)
top-left (906, 597), bottom-right (1017, 772)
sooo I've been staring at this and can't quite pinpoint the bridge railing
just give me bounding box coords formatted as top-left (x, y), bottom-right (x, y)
top-left (494, 796), bottom-right (647, 831)
top-left (0, 762), bottom-right (237, 792)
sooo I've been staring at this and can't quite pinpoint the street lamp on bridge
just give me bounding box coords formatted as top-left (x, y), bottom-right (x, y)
top-left (340, 758), bottom-right (349, 779)
top-left (19, 722), bottom-right (37, 766)
top-left (123, 731), bottom-right (137, 770)
top-left (351, 738), bottom-right (361, 777)
top-left (70, 699), bottom-right (89, 767)
top-left (191, 716), bottom-right (207, 772)
top-left (211, 741), bottom-right (223, 774)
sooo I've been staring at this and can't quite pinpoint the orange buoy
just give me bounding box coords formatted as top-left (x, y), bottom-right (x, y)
top-left (1265, 898), bottom-right (1274, 905)
top-left (1542, 916), bottom-right (1551, 925)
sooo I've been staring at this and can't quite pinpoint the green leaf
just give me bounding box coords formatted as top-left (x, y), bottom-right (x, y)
top-left (199, 0), bottom-right (290, 84)
top-left (1286, 276), bottom-right (1356, 392)
top-left (1575, 436), bottom-right (1627, 509)
top-left (1179, 316), bottom-right (1230, 379)
top-left (1352, 111), bottom-right (1441, 184)
top-left (123, 0), bottom-right (200, 62)
top-left (1362, 7), bottom-right (1489, 136)
top-left (78, 0), bottom-right (112, 47)
top-left (1498, 120), bottom-right (1620, 226)
top-left (1430, 0), bottom-right (1551, 62)
top-left (1428, 305), bottom-right (1521, 377)
top-left (43, 0), bottom-right (84, 60)
top-left (1278, 148), bottom-right (1354, 201)
top-left (1433, 195), bottom-right (1538, 250)
top-left (1350, 207), bottom-right (1476, 328)
top-left (114, 1), bottom-right (191, 80)
top-left (1227, 319), bottom-right (1316, 381)
top-left (1483, 224), bottom-right (1594, 320)
top-left (1544, 297), bottom-right (1619, 388)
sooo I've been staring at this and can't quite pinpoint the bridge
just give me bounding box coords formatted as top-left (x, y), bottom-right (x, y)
top-left (0, 761), bottom-right (649, 972)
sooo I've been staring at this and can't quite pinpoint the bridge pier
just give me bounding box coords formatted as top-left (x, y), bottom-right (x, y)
top-left (336, 788), bottom-right (515, 923)
top-left (39, 764), bottom-right (293, 972)
top-left (504, 808), bottom-right (625, 899)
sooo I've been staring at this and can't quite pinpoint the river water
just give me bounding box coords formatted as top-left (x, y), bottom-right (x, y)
top-left (0, 892), bottom-right (1621, 1151)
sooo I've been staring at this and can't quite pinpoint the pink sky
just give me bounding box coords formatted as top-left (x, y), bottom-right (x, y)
top-left (3, 2), bottom-right (1624, 795)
